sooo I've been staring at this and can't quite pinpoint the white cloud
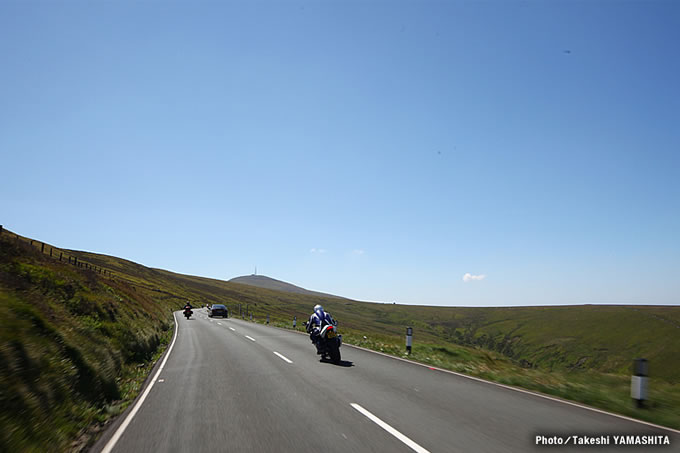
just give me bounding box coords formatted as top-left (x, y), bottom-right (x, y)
top-left (463, 273), bottom-right (486, 282)
top-left (310, 248), bottom-right (327, 254)
top-left (352, 249), bottom-right (365, 255)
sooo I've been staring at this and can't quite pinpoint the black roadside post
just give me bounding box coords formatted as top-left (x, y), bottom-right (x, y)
top-left (406, 327), bottom-right (413, 355)
top-left (266, 314), bottom-right (269, 325)
top-left (632, 358), bottom-right (649, 408)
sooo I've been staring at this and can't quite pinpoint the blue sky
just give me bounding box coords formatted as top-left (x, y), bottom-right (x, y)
top-left (2, 0), bottom-right (679, 306)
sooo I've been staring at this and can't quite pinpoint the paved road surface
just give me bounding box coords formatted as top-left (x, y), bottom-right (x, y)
top-left (93, 310), bottom-right (678, 452)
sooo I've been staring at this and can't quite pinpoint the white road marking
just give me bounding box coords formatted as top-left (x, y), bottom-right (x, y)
top-left (218, 322), bottom-right (222, 325)
top-left (229, 327), bottom-right (235, 331)
top-left (350, 404), bottom-right (430, 453)
top-left (245, 335), bottom-right (256, 342)
top-left (101, 312), bottom-right (180, 453)
top-left (273, 351), bottom-right (293, 363)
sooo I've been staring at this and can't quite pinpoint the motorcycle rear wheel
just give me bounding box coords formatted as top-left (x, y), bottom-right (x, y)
top-left (329, 340), bottom-right (341, 364)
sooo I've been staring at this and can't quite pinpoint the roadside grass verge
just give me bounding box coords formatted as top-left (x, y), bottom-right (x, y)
top-left (0, 235), bottom-right (175, 452)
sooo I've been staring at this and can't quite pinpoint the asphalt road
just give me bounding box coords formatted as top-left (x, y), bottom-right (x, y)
top-left (93, 310), bottom-right (678, 453)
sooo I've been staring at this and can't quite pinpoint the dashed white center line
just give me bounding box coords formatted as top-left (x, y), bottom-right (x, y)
top-left (273, 351), bottom-right (293, 363)
top-left (350, 404), bottom-right (430, 453)
top-left (245, 335), bottom-right (256, 342)
top-left (218, 322), bottom-right (222, 325)
top-left (229, 327), bottom-right (235, 331)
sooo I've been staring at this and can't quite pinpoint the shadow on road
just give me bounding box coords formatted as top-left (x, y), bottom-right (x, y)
top-left (320, 358), bottom-right (354, 367)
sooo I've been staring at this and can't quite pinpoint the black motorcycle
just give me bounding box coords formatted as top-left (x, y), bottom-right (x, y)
top-left (183, 307), bottom-right (193, 319)
top-left (307, 322), bottom-right (342, 363)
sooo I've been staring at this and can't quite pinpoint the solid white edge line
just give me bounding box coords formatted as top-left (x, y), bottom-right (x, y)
top-left (351, 404), bottom-right (430, 453)
top-left (343, 343), bottom-right (680, 435)
top-left (101, 311), bottom-right (180, 453)
top-left (273, 351), bottom-right (293, 363)
top-left (245, 335), bottom-right (256, 342)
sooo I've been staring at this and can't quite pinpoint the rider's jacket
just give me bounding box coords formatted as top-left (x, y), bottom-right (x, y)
top-left (307, 309), bottom-right (335, 334)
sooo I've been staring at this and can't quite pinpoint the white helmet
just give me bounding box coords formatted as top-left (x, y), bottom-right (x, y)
top-left (314, 304), bottom-right (323, 312)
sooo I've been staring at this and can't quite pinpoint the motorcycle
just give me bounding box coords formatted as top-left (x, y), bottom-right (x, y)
top-left (183, 308), bottom-right (193, 319)
top-left (307, 321), bottom-right (342, 364)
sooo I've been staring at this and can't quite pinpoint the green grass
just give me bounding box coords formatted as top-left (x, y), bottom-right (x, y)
top-left (0, 235), bottom-right (174, 452)
top-left (2, 228), bottom-right (679, 452)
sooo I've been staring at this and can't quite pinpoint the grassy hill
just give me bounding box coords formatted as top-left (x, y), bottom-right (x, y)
top-left (0, 232), bottom-right (176, 452)
top-left (1, 227), bottom-right (679, 452)
top-left (229, 274), bottom-right (345, 299)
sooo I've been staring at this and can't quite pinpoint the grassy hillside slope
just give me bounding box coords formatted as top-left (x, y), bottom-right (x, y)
top-left (0, 234), bottom-right (177, 452)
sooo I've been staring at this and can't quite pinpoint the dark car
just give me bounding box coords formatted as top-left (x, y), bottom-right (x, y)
top-left (208, 304), bottom-right (228, 318)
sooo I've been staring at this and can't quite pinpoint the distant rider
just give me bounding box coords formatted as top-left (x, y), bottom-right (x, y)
top-left (183, 302), bottom-right (193, 314)
top-left (306, 304), bottom-right (336, 354)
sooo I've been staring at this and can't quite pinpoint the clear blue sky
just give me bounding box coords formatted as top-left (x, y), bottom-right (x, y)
top-left (2, 1), bottom-right (679, 306)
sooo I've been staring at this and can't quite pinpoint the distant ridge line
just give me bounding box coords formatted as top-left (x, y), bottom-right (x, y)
top-left (228, 274), bottom-right (345, 299)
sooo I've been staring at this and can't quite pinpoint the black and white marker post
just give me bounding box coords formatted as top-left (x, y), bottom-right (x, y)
top-left (406, 327), bottom-right (413, 355)
top-left (266, 314), bottom-right (269, 325)
top-left (631, 358), bottom-right (648, 408)
top-left (293, 316), bottom-right (297, 328)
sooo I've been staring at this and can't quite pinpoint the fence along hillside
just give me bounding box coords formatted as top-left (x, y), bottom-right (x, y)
top-left (0, 225), bottom-right (116, 278)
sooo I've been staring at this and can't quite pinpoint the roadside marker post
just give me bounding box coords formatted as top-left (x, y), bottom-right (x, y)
top-left (406, 327), bottom-right (413, 355)
top-left (632, 358), bottom-right (648, 408)
top-left (266, 314), bottom-right (269, 325)
top-left (293, 316), bottom-right (297, 329)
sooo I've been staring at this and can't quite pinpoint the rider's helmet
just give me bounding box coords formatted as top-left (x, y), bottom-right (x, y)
top-left (313, 304), bottom-right (325, 320)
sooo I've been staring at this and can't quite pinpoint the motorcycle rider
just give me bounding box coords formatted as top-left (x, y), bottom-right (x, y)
top-left (306, 304), bottom-right (336, 354)
top-left (183, 301), bottom-right (193, 316)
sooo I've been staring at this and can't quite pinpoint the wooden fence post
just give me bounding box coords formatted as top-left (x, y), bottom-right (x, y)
top-left (41, 243), bottom-right (45, 253)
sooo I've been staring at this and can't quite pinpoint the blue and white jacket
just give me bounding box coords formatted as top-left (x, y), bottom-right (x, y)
top-left (307, 308), bottom-right (335, 333)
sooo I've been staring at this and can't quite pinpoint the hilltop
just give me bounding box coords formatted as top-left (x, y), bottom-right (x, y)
top-left (229, 274), bottom-right (345, 299)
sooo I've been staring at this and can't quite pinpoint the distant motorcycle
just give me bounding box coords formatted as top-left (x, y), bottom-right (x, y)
top-left (183, 308), bottom-right (193, 319)
top-left (307, 321), bottom-right (342, 363)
